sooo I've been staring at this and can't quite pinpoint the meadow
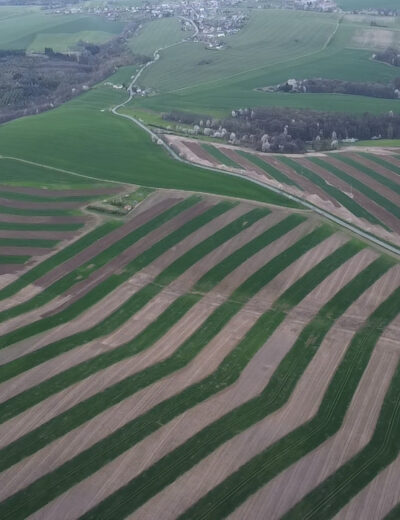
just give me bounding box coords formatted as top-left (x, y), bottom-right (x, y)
top-left (0, 7), bottom-right (124, 51)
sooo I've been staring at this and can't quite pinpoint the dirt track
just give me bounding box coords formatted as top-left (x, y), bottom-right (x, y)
top-left (0, 184), bottom-right (122, 198)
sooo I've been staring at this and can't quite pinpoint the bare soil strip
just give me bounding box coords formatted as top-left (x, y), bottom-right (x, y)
top-left (262, 156), bottom-right (339, 207)
top-left (296, 157), bottom-right (397, 233)
top-left (0, 230), bottom-right (79, 240)
top-left (228, 330), bottom-right (400, 520)
top-left (324, 156), bottom-right (400, 207)
top-left (0, 217), bottom-right (314, 454)
top-left (349, 153), bottom-right (400, 187)
top-left (366, 155), bottom-right (400, 178)
top-left (129, 262), bottom-right (400, 520)
top-left (0, 212), bottom-right (284, 404)
top-left (124, 250), bottom-right (382, 520)
top-left (0, 197), bottom-right (81, 211)
top-left (25, 241), bottom-right (373, 520)
top-left (0, 247), bottom-right (50, 257)
top-left (179, 141), bottom-right (221, 168)
top-left (0, 203), bottom-right (248, 365)
top-left (0, 265), bottom-right (24, 275)
top-left (219, 148), bottom-right (268, 179)
top-left (37, 197), bottom-right (181, 289)
top-left (0, 214), bottom-right (85, 224)
top-left (41, 200), bottom-right (213, 317)
top-left (0, 198), bottom-right (204, 335)
top-left (333, 449), bottom-right (400, 519)
top-left (0, 185), bottom-right (122, 198)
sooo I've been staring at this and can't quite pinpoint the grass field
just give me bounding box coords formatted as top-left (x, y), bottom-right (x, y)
top-left (0, 8), bottom-right (124, 51)
top-left (128, 17), bottom-right (189, 56)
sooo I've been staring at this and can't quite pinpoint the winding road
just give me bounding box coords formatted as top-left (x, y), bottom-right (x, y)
top-left (110, 19), bottom-right (400, 257)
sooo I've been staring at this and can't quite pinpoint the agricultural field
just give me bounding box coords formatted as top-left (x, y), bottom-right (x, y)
top-left (0, 181), bottom-right (398, 519)
top-left (0, 3), bottom-right (400, 519)
top-left (168, 136), bottom-right (400, 247)
top-left (0, 7), bottom-right (125, 52)
top-left (131, 8), bottom-right (400, 118)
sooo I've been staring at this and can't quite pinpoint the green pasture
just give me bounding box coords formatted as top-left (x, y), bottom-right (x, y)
top-left (338, 0), bottom-right (400, 10)
top-left (138, 10), bottom-right (339, 93)
top-left (0, 9), bottom-right (124, 50)
top-left (128, 17), bottom-right (188, 56)
top-left (0, 79), bottom-right (298, 208)
top-left (356, 140), bottom-right (400, 147)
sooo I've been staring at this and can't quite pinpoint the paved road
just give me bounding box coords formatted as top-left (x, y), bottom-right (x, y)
top-left (109, 25), bottom-right (400, 258)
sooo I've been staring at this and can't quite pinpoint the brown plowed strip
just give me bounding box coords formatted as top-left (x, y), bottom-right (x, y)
top-left (0, 197), bottom-right (81, 210)
top-left (0, 247), bottom-right (50, 257)
top-left (324, 155), bottom-right (400, 207)
top-left (0, 214), bottom-right (305, 406)
top-left (0, 204), bottom-right (249, 364)
top-left (296, 157), bottom-right (396, 231)
top-left (333, 447), bottom-right (400, 519)
top-left (261, 156), bottom-right (339, 206)
top-left (348, 153), bottom-right (400, 187)
top-left (130, 262), bottom-right (398, 520)
top-left (40, 200), bottom-right (213, 317)
top-left (0, 265), bottom-right (24, 275)
top-left (0, 199), bottom-right (206, 335)
top-left (0, 184), bottom-right (122, 198)
top-left (26, 246), bottom-right (375, 519)
top-left (182, 141), bottom-right (220, 167)
top-left (1, 227), bottom-right (343, 504)
top-left (0, 217), bottom-right (314, 446)
top-left (37, 197), bottom-right (182, 289)
top-left (219, 148), bottom-right (265, 177)
top-left (366, 154), bottom-right (400, 178)
top-left (0, 214), bottom-right (85, 224)
top-left (229, 325), bottom-right (400, 520)
top-left (0, 230), bottom-right (78, 240)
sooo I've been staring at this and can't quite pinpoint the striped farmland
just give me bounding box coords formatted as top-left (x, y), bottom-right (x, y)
top-left (0, 188), bottom-right (399, 520)
top-left (171, 137), bottom-right (400, 247)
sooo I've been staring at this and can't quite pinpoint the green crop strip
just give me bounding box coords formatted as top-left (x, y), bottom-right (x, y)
top-left (0, 226), bottom-right (336, 518)
top-left (383, 502), bottom-right (400, 520)
top-left (202, 144), bottom-right (241, 169)
top-left (0, 196), bottom-right (201, 324)
top-left (0, 221), bottom-right (83, 231)
top-left (76, 254), bottom-right (392, 520)
top-left (236, 151), bottom-right (299, 187)
top-left (0, 238), bottom-right (59, 248)
top-left (0, 255), bottom-right (29, 264)
top-left (279, 157), bottom-right (382, 226)
top-left (310, 157), bottom-right (400, 220)
top-left (283, 337), bottom-right (400, 519)
top-left (0, 214), bottom-right (303, 470)
top-left (0, 221), bottom-right (121, 301)
top-left (178, 273), bottom-right (399, 520)
top-left (194, 213), bottom-right (302, 294)
top-left (0, 204), bottom-right (265, 385)
top-left (337, 155), bottom-right (400, 197)
top-left (363, 154), bottom-right (400, 178)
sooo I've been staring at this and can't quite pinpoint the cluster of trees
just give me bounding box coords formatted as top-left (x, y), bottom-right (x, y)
top-left (163, 106), bottom-right (400, 153)
top-left (375, 47), bottom-right (400, 67)
top-left (277, 77), bottom-right (400, 100)
top-left (0, 36), bottom-right (148, 124)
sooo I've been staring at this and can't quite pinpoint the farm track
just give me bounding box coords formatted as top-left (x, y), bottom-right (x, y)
top-left (0, 189), bottom-right (399, 519)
